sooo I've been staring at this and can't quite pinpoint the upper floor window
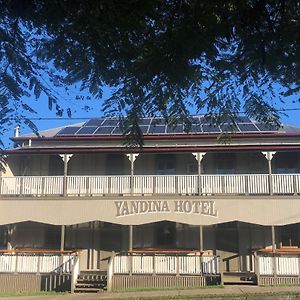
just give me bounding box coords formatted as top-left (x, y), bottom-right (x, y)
top-left (215, 153), bottom-right (236, 175)
top-left (156, 155), bottom-right (176, 175)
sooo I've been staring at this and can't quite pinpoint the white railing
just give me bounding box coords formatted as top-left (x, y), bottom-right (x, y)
top-left (258, 254), bottom-right (300, 276)
top-left (0, 174), bottom-right (299, 197)
top-left (112, 254), bottom-right (219, 275)
top-left (0, 252), bottom-right (78, 274)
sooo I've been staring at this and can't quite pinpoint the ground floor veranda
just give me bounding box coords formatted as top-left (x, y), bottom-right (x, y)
top-left (3, 220), bottom-right (299, 271)
top-left (1, 220), bottom-right (300, 292)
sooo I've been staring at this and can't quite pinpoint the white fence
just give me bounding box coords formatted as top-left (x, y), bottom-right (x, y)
top-left (0, 174), bottom-right (299, 196)
top-left (112, 254), bottom-right (219, 275)
top-left (0, 252), bottom-right (77, 274)
top-left (258, 254), bottom-right (300, 276)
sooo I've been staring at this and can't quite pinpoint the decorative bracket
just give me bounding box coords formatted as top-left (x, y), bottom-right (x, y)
top-left (192, 152), bottom-right (207, 163)
top-left (59, 154), bottom-right (73, 163)
top-left (126, 153), bottom-right (139, 163)
top-left (261, 151), bottom-right (276, 161)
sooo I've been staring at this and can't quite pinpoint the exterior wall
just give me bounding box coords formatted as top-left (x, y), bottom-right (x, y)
top-left (69, 153), bottom-right (107, 175)
top-left (10, 222), bottom-right (60, 249)
top-left (65, 222), bottom-right (129, 271)
top-left (4, 151), bottom-right (300, 176)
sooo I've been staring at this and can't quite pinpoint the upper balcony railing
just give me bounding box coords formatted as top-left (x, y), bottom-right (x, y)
top-left (0, 174), bottom-right (299, 197)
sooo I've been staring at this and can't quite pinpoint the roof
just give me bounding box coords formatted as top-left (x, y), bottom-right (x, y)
top-left (14, 116), bottom-right (300, 140)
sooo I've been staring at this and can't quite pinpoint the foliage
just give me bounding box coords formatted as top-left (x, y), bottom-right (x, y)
top-left (0, 0), bottom-right (300, 148)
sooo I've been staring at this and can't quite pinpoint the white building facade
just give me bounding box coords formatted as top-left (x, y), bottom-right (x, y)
top-left (1, 116), bottom-right (300, 292)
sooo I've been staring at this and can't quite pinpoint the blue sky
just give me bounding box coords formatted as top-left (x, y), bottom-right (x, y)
top-left (3, 87), bottom-right (300, 149)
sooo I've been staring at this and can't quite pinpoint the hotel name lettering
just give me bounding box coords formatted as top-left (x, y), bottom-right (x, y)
top-left (115, 200), bottom-right (218, 217)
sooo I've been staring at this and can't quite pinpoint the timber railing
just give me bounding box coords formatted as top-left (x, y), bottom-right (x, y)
top-left (110, 252), bottom-right (219, 276)
top-left (107, 251), bottom-right (220, 291)
top-left (0, 174), bottom-right (300, 197)
top-left (255, 248), bottom-right (300, 285)
top-left (0, 249), bottom-right (79, 274)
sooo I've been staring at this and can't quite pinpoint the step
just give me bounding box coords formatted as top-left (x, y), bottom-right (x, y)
top-left (76, 283), bottom-right (105, 288)
top-left (223, 272), bottom-right (256, 284)
top-left (78, 276), bottom-right (106, 280)
top-left (80, 270), bottom-right (107, 275)
top-left (74, 287), bottom-right (104, 293)
top-left (77, 279), bottom-right (106, 284)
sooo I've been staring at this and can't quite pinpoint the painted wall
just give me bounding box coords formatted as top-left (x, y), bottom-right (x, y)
top-left (4, 151), bottom-right (300, 176)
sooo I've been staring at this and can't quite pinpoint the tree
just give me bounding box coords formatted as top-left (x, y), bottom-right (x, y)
top-left (1, 0), bottom-right (299, 149)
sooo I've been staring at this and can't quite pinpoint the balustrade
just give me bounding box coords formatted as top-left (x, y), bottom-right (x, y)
top-left (0, 251), bottom-right (78, 274)
top-left (112, 254), bottom-right (219, 275)
top-left (257, 253), bottom-right (300, 276)
top-left (0, 174), bottom-right (299, 197)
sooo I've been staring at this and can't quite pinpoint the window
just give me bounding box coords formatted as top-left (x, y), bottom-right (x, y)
top-left (156, 155), bottom-right (176, 175)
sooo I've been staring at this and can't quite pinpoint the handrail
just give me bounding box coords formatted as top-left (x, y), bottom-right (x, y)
top-left (0, 249), bottom-right (80, 254)
top-left (0, 174), bottom-right (299, 197)
top-left (128, 248), bottom-right (204, 255)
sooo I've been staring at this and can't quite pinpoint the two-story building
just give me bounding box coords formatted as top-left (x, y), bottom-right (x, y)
top-left (1, 115), bottom-right (300, 292)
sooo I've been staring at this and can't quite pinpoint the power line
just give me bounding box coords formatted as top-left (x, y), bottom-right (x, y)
top-left (25, 107), bottom-right (300, 120)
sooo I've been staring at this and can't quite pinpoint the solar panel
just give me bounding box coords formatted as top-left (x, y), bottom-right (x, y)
top-left (138, 118), bottom-right (152, 126)
top-left (220, 124), bottom-right (237, 132)
top-left (189, 116), bottom-right (201, 124)
top-left (166, 125), bottom-right (184, 134)
top-left (152, 118), bottom-right (165, 125)
top-left (111, 125), bottom-right (150, 135)
top-left (238, 123), bottom-right (258, 132)
top-left (236, 116), bottom-right (252, 123)
top-left (54, 115), bottom-right (281, 137)
top-left (148, 125), bottom-right (166, 134)
top-left (256, 124), bottom-right (278, 132)
top-left (76, 126), bottom-right (98, 135)
top-left (190, 124), bottom-right (202, 133)
top-left (84, 119), bottom-right (104, 126)
top-left (202, 125), bottom-right (220, 133)
top-left (140, 126), bottom-right (149, 134)
top-left (102, 119), bottom-right (119, 126)
top-left (112, 126), bottom-right (122, 134)
top-left (200, 116), bottom-right (214, 124)
top-left (94, 126), bottom-right (115, 134)
top-left (57, 126), bottom-right (81, 135)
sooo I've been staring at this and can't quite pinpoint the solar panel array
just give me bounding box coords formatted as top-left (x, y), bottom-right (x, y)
top-left (56, 116), bottom-right (279, 136)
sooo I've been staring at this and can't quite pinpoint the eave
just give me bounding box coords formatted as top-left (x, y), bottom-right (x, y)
top-left (4, 144), bottom-right (300, 155)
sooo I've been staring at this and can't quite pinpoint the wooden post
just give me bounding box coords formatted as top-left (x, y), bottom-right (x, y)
top-left (152, 254), bottom-right (156, 276)
top-left (7, 225), bottom-right (13, 250)
top-left (261, 152), bottom-right (276, 195)
top-left (63, 154), bottom-right (68, 197)
top-left (219, 256), bottom-right (224, 286)
top-left (59, 154), bottom-right (73, 197)
top-left (254, 252), bottom-right (260, 285)
top-left (297, 254), bottom-right (300, 279)
top-left (271, 225), bottom-right (276, 252)
top-left (271, 225), bottom-right (277, 278)
top-left (129, 225), bottom-right (133, 275)
top-left (199, 225), bottom-right (203, 252)
top-left (126, 154), bottom-right (139, 195)
top-left (268, 159), bottom-right (273, 195)
top-left (60, 225), bottom-right (65, 252)
top-left (192, 152), bottom-right (206, 195)
top-left (176, 254), bottom-right (180, 276)
top-left (60, 225), bottom-right (65, 274)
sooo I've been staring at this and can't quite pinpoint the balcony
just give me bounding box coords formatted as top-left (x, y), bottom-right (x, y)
top-left (0, 173), bottom-right (299, 197)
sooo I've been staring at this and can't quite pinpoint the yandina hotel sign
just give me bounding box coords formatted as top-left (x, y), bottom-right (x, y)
top-left (115, 200), bottom-right (218, 217)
